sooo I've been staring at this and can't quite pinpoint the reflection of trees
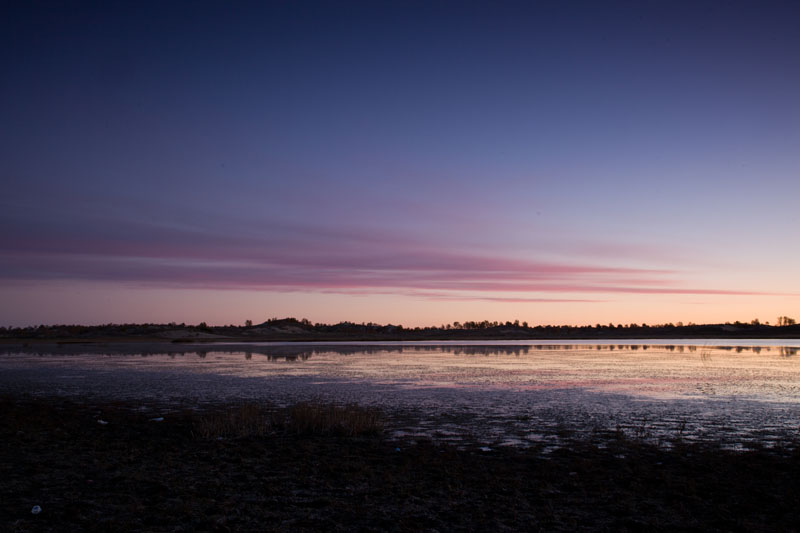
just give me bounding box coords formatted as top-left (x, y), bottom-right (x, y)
top-left (0, 345), bottom-right (315, 361)
top-left (4, 343), bottom-right (798, 360)
top-left (446, 346), bottom-right (531, 356)
top-left (780, 346), bottom-right (798, 357)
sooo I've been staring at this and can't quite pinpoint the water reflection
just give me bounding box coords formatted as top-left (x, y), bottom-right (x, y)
top-left (4, 340), bottom-right (800, 447)
top-left (780, 346), bottom-right (798, 357)
top-left (2, 342), bottom-right (795, 362)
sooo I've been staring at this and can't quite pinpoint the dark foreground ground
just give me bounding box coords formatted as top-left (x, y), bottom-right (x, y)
top-left (3, 396), bottom-right (800, 532)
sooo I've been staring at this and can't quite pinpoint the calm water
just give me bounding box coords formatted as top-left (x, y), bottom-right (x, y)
top-left (3, 340), bottom-right (800, 448)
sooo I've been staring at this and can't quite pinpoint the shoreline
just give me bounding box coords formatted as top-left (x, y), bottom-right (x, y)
top-left (4, 320), bottom-right (800, 345)
top-left (4, 334), bottom-right (800, 346)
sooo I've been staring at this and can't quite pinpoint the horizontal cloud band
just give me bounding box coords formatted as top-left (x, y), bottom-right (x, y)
top-left (0, 213), bottom-right (773, 299)
top-left (0, 251), bottom-right (769, 297)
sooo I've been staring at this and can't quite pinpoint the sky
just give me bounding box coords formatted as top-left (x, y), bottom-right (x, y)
top-left (1, 1), bottom-right (799, 327)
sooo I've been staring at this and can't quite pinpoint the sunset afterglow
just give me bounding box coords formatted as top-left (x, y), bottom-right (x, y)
top-left (2, 1), bottom-right (798, 327)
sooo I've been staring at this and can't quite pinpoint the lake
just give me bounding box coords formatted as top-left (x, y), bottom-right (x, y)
top-left (3, 339), bottom-right (800, 448)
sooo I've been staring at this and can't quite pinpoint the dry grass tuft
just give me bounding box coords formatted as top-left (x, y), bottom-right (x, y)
top-left (193, 401), bottom-right (384, 439)
top-left (193, 404), bottom-right (276, 439)
top-left (286, 402), bottom-right (384, 437)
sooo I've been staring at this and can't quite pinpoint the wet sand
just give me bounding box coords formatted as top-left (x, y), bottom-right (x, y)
top-left (3, 395), bottom-right (800, 532)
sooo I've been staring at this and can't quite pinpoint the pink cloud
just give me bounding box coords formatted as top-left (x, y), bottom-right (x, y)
top-left (0, 216), bottom-right (779, 300)
top-left (407, 291), bottom-right (606, 303)
top-left (0, 249), bottom-right (774, 299)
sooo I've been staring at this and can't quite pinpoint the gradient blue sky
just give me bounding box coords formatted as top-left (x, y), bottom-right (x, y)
top-left (2, 1), bottom-right (799, 327)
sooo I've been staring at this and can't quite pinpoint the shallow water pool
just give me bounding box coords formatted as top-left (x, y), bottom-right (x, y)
top-left (3, 340), bottom-right (800, 447)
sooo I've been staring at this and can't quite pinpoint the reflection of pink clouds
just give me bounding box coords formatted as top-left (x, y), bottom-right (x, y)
top-left (404, 376), bottom-right (727, 396)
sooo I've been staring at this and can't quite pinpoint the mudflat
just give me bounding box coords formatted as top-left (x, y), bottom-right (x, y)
top-left (3, 395), bottom-right (800, 532)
